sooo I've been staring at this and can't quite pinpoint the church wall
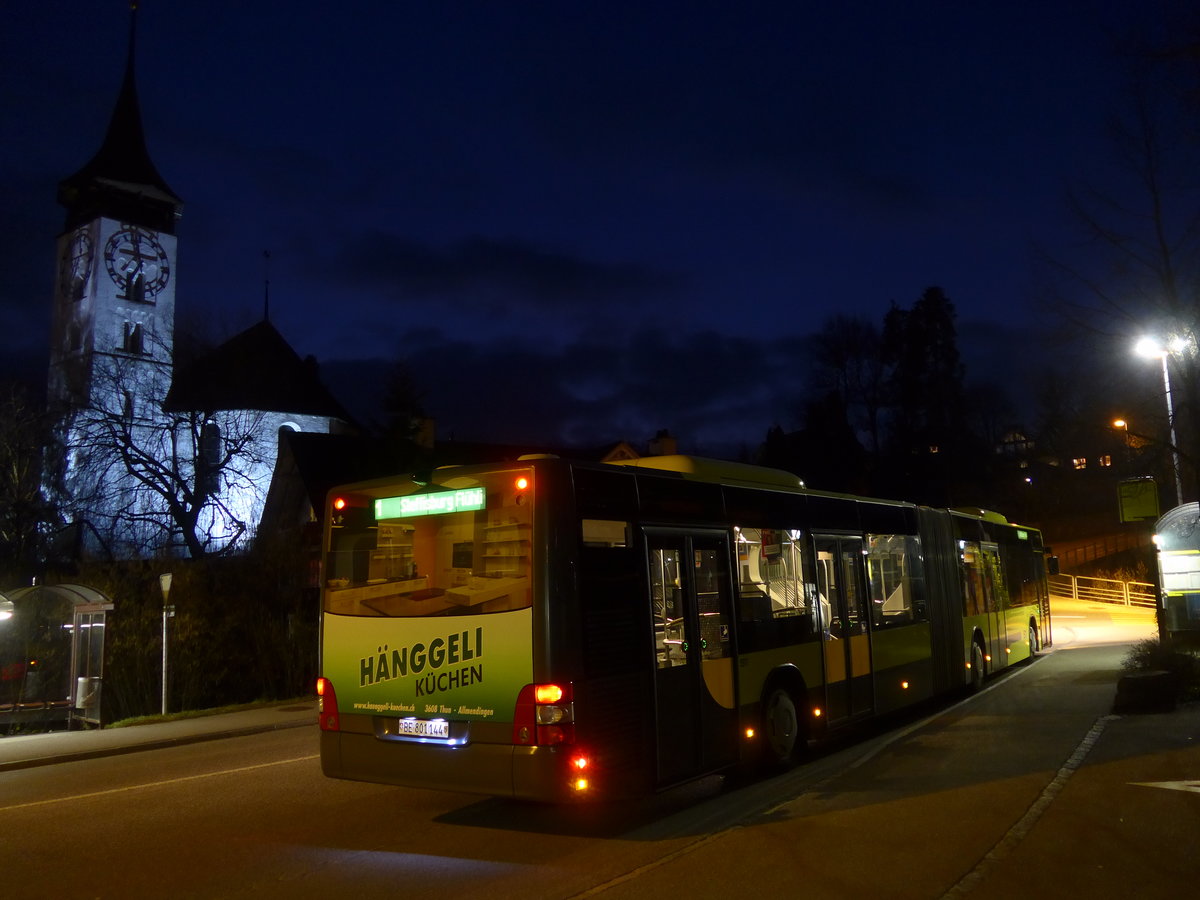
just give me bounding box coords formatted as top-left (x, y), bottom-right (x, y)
top-left (221, 410), bottom-right (345, 549)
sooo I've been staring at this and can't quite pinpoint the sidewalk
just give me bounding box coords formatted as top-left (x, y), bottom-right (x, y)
top-left (972, 693), bottom-right (1200, 898)
top-left (0, 699), bottom-right (316, 772)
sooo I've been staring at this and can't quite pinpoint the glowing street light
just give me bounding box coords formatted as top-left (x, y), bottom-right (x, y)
top-left (1111, 418), bottom-right (1132, 465)
top-left (1135, 336), bottom-right (1184, 506)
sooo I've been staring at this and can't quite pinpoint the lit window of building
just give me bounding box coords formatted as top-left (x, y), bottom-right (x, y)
top-left (1073, 458), bottom-right (1087, 470)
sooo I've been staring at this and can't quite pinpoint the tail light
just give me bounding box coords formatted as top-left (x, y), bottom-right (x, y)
top-left (512, 682), bottom-right (575, 745)
top-left (317, 677), bottom-right (340, 731)
top-left (569, 753), bottom-right (592, 793)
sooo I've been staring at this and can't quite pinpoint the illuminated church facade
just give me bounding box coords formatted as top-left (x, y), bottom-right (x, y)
top-left (46, 10), bottom-right (350, 559)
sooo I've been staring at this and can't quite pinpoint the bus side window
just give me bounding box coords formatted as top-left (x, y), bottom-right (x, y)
top-left (651, 548), bottom-right (686, 668)
top-left (960, 541), bottom-right (987, 617)
top-left (577, 528), bottom-right (643, 678)
top-left (582, 519), bottom-right (629, 547)
top-left (866, 534), bottom-right (927, 628)
top-left (735, 526), bottom-right (817, 651)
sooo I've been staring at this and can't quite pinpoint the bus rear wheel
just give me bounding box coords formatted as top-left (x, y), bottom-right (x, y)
top-left (969, 641), bottom-right (986, 692)
top-left (761, 686), bottom-right (803, 769)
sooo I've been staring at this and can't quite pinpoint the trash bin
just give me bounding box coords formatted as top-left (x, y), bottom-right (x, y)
top-left (74, 676), bottom-right (101, 721)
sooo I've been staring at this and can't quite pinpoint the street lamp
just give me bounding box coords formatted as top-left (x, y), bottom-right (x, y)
top-left (160, 573), bottom-right (173, 716)
top-left (1135, 336), bottom-right (1184, 507)
top-left (1112, 418), bottom-right (1132, 465)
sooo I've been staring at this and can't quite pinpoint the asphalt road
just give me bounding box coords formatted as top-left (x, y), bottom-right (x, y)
top-left (2, 598), bottom-right (1195, 899)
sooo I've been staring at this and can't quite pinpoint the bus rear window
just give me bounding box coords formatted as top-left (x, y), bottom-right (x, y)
top-left (324, 468), bottom-right (533, 617)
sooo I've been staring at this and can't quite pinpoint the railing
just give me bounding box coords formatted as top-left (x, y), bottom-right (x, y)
top-left (1048, 573), bottom-right (1157, 608)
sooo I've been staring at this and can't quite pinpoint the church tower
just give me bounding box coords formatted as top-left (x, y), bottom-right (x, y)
top-left (49, 4), bottom-right (182, 417)
top-left (47, 4), bottom-right (184, 555)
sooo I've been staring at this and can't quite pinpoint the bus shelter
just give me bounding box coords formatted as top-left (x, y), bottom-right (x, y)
top-left (1153, 503), bottom-right (1200, 643)
top-left (0, 583), bottom-right (114, 732)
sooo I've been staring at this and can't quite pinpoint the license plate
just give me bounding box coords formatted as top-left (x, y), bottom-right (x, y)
top-left (397, 717), bottom-right (450, 739)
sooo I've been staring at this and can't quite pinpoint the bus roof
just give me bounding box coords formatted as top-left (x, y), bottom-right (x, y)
top-left (606, 455), bottom-right (805, 491)
top-left (951, 507), bottom-right (1010, 525)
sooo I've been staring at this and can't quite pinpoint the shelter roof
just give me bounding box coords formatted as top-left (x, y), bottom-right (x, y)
top-left (0, 584), bottom-right (114, 606)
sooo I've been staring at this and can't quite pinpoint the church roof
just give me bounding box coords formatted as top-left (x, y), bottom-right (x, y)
top-left (58, 7), bottom-right (182, 234)
top-left (163, 319), bottom-right (353, 421)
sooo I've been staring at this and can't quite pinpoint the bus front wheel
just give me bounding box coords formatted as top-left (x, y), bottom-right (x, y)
top-left (761, 686), bottom-right (803, 769)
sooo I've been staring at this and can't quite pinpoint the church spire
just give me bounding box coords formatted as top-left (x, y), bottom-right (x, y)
top-left (57, 1), bottom-right (183, 234)
top-left (263, 250), bottom-right (271, 322)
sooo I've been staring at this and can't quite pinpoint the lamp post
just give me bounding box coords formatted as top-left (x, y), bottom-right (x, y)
top-left (1135, 336), bottom-right (1184, 507)
top-left (159, 573), bottom-right (173, 716)
top-left (1112, 418), bottom-right (1132, 466)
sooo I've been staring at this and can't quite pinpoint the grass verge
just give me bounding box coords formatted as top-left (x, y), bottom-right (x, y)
top-left (107, 696), bottom-right (315, 729)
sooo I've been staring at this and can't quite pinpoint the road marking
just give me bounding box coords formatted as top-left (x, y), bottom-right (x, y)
top-left (1133, 780), bottom-right (1200, 794)
top-left (0, 754), bottom-right (319, 812)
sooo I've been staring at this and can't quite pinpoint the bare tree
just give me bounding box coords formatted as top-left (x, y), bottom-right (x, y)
top-left (807, 314), bottom-right (886, 456)
top-left (1041, 21), bottom-right (1200, 499)
top-left (0, 381), bottom-right (50, 575)
top-left (49, 336), bottom-right (273, 559)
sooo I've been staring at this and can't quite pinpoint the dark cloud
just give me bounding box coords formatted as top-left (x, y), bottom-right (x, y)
top-left (322, 325), bottom-right (812, 456)
top-left (328, 232), bottom-right (680, 305)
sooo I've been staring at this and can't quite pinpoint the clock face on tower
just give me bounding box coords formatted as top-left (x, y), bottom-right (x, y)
top-left (60, 228), bottom-right (94, 302)
top-left (104, 227), bottom-right (170, 302)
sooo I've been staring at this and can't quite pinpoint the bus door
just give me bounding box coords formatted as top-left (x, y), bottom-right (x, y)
top-left (814, 536), bottom-right (873, 722)
top-left (980, 541), bottom-right (1008, 660)
top-left (646, 529), bottom-right (738, 785)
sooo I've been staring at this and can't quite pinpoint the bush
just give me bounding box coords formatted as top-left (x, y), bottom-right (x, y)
top-left (1123, 638), bottom-right (1200, 702)
top-left (69, 527), bottom-right (318, 722)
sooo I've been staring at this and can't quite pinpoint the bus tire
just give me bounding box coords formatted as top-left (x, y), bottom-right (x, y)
top-left (969, 641), bottom-right (986, 692)
top-left (761, 685), bottom-right (803, 769)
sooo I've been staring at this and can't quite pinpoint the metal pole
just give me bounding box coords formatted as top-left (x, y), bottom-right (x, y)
top-left (1161, 354), bottom-right (1184, 506)
top-left (161, 603), bottom-right (169, 715)
top-left (159, 573), bottom-right (172, 716)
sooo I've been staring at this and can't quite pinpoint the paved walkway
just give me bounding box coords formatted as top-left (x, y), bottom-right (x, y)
top-left (0, 700), bottom-right (316, 772)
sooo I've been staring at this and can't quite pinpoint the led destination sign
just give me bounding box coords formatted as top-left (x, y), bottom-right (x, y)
top-left (375, 487), bottom-right (486, 520)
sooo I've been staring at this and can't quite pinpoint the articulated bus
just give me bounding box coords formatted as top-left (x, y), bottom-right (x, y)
top-left (317, 455), bottom-right (1051, 802)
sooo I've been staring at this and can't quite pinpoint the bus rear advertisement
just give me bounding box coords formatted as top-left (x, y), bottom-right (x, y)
top-left (317, 455), bottom-right (1050, 802)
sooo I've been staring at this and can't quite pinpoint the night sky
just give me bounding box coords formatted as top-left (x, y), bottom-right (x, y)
top-left (1, 2), bottom-right (1154, 454)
